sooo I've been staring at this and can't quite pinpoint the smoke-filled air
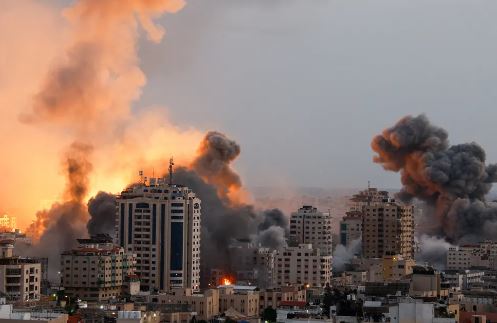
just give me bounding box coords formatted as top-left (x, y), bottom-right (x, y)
top-left (3, 0), bottom-right (290, 280)
top-left (372, 114), bottom-right (497, 244)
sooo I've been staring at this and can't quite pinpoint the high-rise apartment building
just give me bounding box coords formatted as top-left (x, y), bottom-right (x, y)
top-left (289, 206), bottom-right (332, 255)
top-left (361, 197), bottom-right (414, 259)
top-left (339, 188), bottom-right (390, 248)
top-left (274, 244), bottom-right (332, 287)
top-left (116, 175), bottom-right (201, 292)
top-left (339, 211), bottom-right (362, 248)
top-left (61, 235), bottom-right (136, 301)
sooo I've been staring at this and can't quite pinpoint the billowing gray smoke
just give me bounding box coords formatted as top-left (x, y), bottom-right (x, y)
top-left (372, 114), bottom-right (497, 244)
top-left (87, 192), bottom-right (116, 236)
top-left (174, 167), bottom-right (287, 275)
top-left (333, 239), bottom-right (361, 272)
top-left (415, 235), bottom-right (452, 270)
top-left (18, 142), bottom-right (92, 281)
top-left (174, 131), bottom-right (289, 276)
top-left (191, 131), bottom-right (242, 200)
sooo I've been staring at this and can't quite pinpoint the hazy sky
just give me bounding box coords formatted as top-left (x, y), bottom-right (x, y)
top-left (70, 0), bottom-right (497, 189)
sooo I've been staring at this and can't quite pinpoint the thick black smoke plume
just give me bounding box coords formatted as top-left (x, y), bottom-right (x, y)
top-left (372, 114), bottom-right (497, 243)
top-left (18, 142), bottom-right (93, 281)
top-left (87, 192), bottom-right (116, 236)
top-left (174, 168), bottom-right (288, 274)
top-left (174, 131), bottom-right (289, 277)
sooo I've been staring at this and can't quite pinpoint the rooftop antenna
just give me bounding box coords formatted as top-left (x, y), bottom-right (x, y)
top-left (368, 180), bottom-right (371, 189)
top-left (169, 157), bottom-right (174, 185)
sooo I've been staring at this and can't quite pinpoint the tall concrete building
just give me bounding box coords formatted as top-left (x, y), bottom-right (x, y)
top-left (61, 235), bottom-right (137, 301)
top-left (339, 211), bottom-right (362, 248)
top-left (339, 187), bottom-right (389, 248)
top-left (116, 174), bottom-right (201, 292)
top-left (275, 244), bottom-right (332, 287)
top-left (289, 206), bottom-right (332, 255)
top-left (361, 197), bottom-right (414, 259)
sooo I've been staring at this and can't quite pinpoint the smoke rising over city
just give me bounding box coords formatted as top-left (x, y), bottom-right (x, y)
top-left (87, 192), bottom-right (117, 236)
top-left (174, 132), bottom-right (289, 274)
top-left (18, 143), bottom-right (93, 280)
top-left (372, 114), bottom-right (497, 243)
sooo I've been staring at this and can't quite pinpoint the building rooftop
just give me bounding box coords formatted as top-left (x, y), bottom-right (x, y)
top-left (0, 257), bottom-right (40, 265)
top-left (77, 234), bottom-right (113, 244)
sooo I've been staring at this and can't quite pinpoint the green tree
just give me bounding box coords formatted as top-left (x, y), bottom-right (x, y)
top-left (262, 306), bottom-right (277, 323)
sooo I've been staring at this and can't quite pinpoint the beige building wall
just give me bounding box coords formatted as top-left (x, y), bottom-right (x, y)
top-left (362, 200), bottom-right (414, 259)
top-left (275, 244), bottom-right (332, 287)
top-left (154, 288), bottom-right (219, 321)
top-left (289, 206), bottom-right (333, 256)
top-left (61, 240), bottom-right (135, 302)
top-left (410, 268), bottom-right (448, 299)
top-left (219, 287), bottom-right (259, 318)
top-left (259, 285), bottom-right (306, 311)
top-left (0, 249), bottom-right (41, 302)
top-left (447, 244), bottom-right (497, 270)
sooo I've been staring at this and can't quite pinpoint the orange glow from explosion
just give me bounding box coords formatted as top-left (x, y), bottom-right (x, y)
top-left (223, 278), bottom-right (232, 286)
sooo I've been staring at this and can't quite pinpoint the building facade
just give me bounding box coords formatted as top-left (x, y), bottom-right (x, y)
top-left (361, 197), bottom-right (414, 259)
top-left (339, 211), bottom-right (362, 248)
top-left (153, 288), bottom-right (220, 321)
top-left (227, 242), bottom-right (277, 288)
top-left (116, 177), bottom-right (201, 292)
top-left (259, 285), bottom-right (306, 312)
top-left (218, 286), bottom-right (260, 319)
top-left (0, 241), bottom-right (41, 302)
top-left (447, 242), bottom-right (497, 270)
top-left (61, 235), bottom-right (136, 301)
top-left (289, 206), bottom-right (332, 255)
top-left (274, 244), bottom-right (332, 287)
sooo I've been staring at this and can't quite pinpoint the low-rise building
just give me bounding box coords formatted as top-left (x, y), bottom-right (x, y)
top-left (117, 311), bottom-right (160, 323)
top-left (151, 288), bottom-right (219, 321)
top-left (0, 298), bottom-right (67, 323)
top-left (219, 286), bottom-right (259, 319)
top-left (387, 299), bottom-right (456, 323)
top-left (259, 285), bottom-right (306, 312)
top-left (444, 270), bottom-right (485, 290)
top-left (61, 234), bottom-right (136, 302)
top-left (351, 255), bottom-right (414, 283)
top-left (410, 266), bottom-right (449, 299)
top-left (447, 242), bottom-right (497, 271)
top-left (0, 241), bottom-right (41, 302)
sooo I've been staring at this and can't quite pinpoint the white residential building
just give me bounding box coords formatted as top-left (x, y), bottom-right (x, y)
top-left (116, 175), bottom-right (201, 292)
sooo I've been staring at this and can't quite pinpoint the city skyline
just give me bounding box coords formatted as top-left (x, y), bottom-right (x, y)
top-left (2, 0), bottom-right (497, 321)
top-left (4, 1), bottom-right (497, 228)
